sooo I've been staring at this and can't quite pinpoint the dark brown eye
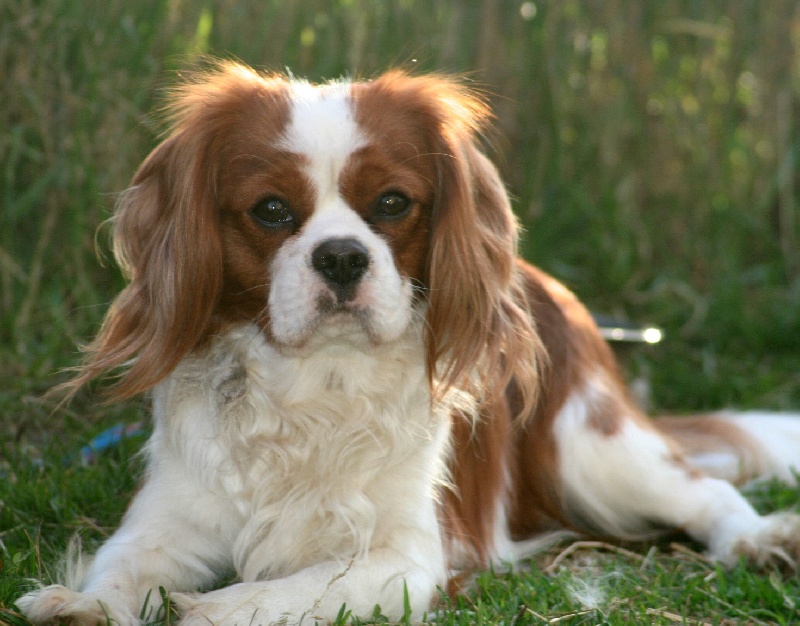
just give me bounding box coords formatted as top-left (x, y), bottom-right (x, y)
top-left (250, 197), bottom-right (294, 229)
top-left (373, 192), bottom-right (411, 220)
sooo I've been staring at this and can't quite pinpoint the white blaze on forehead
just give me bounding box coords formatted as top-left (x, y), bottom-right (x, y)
top-left (267, 78), bottom-right (414, 349)
top-left (283, 79), bottom-right (365, 203)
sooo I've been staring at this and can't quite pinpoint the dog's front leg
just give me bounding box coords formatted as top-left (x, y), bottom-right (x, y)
top-left (17, 466), bottom-right (235, 626)
top-left (175, 543), bottom-right (445, 626)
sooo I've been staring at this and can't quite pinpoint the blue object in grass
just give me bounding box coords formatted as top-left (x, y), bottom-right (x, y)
top-left (79, 421), bottom-right (146, 465)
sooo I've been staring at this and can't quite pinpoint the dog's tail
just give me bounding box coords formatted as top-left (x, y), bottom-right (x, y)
top-left (654, 412), bottom-right (800, 486)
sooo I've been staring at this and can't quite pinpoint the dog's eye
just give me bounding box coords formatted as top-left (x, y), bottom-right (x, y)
top-left (373, 193), bottom-right (411, 220)
top-left (250, 197), bottom-right (294, 229)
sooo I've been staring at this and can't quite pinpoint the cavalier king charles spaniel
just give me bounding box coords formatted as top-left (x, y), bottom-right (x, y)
top-left (18, 62), bottom-right (800, 625)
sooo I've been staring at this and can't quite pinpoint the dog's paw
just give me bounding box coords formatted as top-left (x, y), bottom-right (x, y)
top-left (173, 586), bottom-right (286, 626)
top-left (167, 591), bottom-right (199, 616)
top-left (173, 591), bottom-right (257, 626)
top-left (16, 585), bottom-right (137, 626)
top-left (711, 512), bottom-right (800, 568)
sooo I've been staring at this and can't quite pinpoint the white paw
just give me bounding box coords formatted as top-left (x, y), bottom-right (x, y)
top-left (16, 584), bottom-right (138, 626)
top-left (173, 586), bottom-right (291, 626)
top-left (711, 512), bottom-right (800, 567)
top-left (173, 591), bottom-right (255, 626)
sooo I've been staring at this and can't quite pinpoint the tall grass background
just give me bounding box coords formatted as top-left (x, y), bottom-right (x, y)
top-left (1, 0), bottom-right (799, 622)
top-left (3, 0), bottom-right (799, 431)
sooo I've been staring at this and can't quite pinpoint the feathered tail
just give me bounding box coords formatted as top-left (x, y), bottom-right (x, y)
top-left (655, 412), bottom-right (800, 486)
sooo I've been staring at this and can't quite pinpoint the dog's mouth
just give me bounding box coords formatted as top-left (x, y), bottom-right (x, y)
top-left (267, 295), bottom-right (377, 355)
top-left (316, 293), bottom-right (366, 316)
top-left (314, 294), bottom-right (375, 336)
top-left (266, 270), bottom-right (416, 354)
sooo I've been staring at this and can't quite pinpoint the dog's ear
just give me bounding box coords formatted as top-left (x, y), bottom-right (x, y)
top-left (63, 124), bottom-right (224, 401)
top-left (62, 63), bottom-right (284, 401)
top-left (425, 89), bottom-right (542, 418)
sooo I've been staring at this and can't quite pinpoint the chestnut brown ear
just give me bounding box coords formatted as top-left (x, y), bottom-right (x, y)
top-left (62, 127), bottom-right (224, 401)
top-left (425, 99), bottom-right (542, 419)
top-left (57, 62), bottom-right (291, 401)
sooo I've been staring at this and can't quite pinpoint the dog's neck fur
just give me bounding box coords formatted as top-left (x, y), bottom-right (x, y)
top-left (147, 322), bottom-right (455, 581)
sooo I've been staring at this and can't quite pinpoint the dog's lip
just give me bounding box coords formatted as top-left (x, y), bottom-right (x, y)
top-left (316, 294), bottom-right (367, 316)
top-left (316, 307), bottom-right (369, 329)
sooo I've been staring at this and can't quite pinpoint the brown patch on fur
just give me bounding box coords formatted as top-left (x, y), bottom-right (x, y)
top-left (442, 397), bottom-right (512, 567)
top-left (216, 150), bottom-right (315, 334)
top-left (506, 263), bottom-right (644, 538)
top-left (341, 94), bottom-right (439, 287)
top-left (668, 452), bottom-right (706, 480)
top-left (441, 258), bottom-right (651, 563)
top-left (586, 392), bottom-right (625, 436)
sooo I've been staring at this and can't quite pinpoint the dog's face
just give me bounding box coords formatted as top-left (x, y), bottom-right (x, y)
top-left (213, 78), bottom-right (439, 352)
top-left (81, 63), bottom-right (538, 411)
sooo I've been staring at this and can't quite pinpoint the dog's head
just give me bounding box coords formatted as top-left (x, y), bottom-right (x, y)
top-left (75, 62), bottom-right (540, 412)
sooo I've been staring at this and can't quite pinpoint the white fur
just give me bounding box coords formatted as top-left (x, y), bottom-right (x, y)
top-left (674, 412), bottom-right (800, 485)
top-left (19, 323), bottom-right (453, 625)
top-left (718, 412), bottom-right (800, 484)
top-left (267, 202), bottom-right (414, 350)
top-left (553, 370), bottom-right (800, 565)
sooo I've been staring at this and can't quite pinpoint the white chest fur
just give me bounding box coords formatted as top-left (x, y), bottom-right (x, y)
top-left (147, 324), bottom-right (450, 582)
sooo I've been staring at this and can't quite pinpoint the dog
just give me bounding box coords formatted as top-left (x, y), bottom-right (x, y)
top-left (18, 62), bottom-right (800, 625)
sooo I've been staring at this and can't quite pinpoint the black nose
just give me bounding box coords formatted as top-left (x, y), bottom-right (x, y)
top-left (311, 238), bottom-right (370, 289)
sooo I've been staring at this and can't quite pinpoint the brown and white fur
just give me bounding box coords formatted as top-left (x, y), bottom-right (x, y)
top-left (17, 63), bottom-right (800, 625)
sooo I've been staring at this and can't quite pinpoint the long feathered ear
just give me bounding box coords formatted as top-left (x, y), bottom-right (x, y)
top-left (426, 90), bottom-right (542, 419)
top-left (59, 65), bottom-right (263, 401)
top-left (60, 125), bottom-right (224, 401)
top-left (57, 62), bottom-right (291, 401)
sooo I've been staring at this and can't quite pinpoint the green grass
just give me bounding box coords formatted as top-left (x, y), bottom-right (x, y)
top-left (1, 0), bottom-right (799, 623)
top-left (2, 437), bottom-right (799, 624)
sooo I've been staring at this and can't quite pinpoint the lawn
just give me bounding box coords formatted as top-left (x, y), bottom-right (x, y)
top-left (2, 440), bottom-right (800, 624)
top-left (2, 1), bottom-right (799, 623)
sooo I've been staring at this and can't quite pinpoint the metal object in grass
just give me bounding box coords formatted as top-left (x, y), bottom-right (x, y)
top-left (592, 313), bottom-right (663, 345)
